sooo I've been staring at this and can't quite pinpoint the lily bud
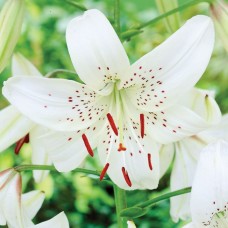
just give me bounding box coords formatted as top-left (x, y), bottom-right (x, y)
top-left (0, 0), bottom-right (25, 73)
top-left (155, 0), bottom-right (181, 33)
top-left (210, 0), bottom-right (228, 52)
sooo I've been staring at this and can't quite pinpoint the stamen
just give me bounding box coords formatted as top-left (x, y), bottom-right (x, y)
top-left (122, 167), bottom-right (132, 187)
top-left (140, 114), bottom-right (145, 138)
top-left (147, 153), bottom-right (153, 170)
top-left (82, 134), bottom-right (94, 157)
top-left (100, 163), bottom-right (109, 181)
top-left (107, 113), bottom-right (118, 136)
top-left (118, 143), bottom-right (126, 152)
top-left (15, 134), bottom-right (29, 155)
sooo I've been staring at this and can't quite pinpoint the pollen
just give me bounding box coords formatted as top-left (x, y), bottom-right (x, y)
top-left (100, 163), bottom-right (110, 181)
top-left (107, 113), bottom-right (118, 136)
top-left (122, 167), bottom-right (132, 187)
top-left (82, 134), bottom-right (94, 157)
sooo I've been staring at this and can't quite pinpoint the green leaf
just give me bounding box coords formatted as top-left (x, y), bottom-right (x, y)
top-left (120, 207), bottom-right (149, 218)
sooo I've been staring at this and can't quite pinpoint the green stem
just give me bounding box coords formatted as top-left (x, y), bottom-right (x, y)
top-left (65, 0), bottom-right (87, 11)
top-left (45, 69), bottom-right (77, 78)
top-left (114, 0), bottom-right (121, 35)
top-left (113, 184), bottom-right (127, 228)
top-left (14, 164), bottom-right (107, 179)
top-left (121, 0), bottom-right (213, 40)
top-left (120, 187), bottom-right (191, 218)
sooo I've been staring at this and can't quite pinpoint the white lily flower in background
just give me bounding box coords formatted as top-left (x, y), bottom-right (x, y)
top-left (184, 140), bottom-right (228, 228)
top-left (160, 102), bottom-right (224, 223)
top-left (0, 0), bottom-right (25, 73)
top-left (0, 53), bottom-right (51, 183)
top-left (29, 212), bottom-right (69, 228)
top-left (127, 220), bottom-right (137, 228)
top-left (3, 10), bottom-right (216, 190)
top-left (0, 168), bottom-right (45, 228)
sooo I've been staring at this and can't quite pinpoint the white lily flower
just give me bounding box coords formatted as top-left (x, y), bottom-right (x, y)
top-left (29, 212), bottom-right (69, 228)
top-left (0, 168), bottom-right (45, 228)
top-left (3, 10), bottom-right (216, 190)
top-left (184, 140), bottom-right (228, 228)
top-left (127, 220), bottom-right (137, 228)
top-left (160, 94), bottom-right (222, 223)
top-left (0, 53), bottom-right (51, 182)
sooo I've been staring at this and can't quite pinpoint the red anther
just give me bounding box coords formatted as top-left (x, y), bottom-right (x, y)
top-left (15, 134), bottom-right (30, 155)
top-left (140, 114), bottom-right (145, 138)
top-left (147, 153), bottom-right (153, 170)
top-left (107, 113), bottom-right (118, 136)
top-left (121, 167), bottom-right (132, 187)
top-left (118, 143), bottom-right (126, 152)
top-left (82, 134), bottom-right (94, 157)
top-left (100, 163), bottom-right (110, 181)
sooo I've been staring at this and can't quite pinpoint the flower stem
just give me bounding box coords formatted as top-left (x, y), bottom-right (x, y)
top-left (121, 0), bottom-right (214, 40)
top-left (113, 184), bottom-right (127, 228)
top-left (114, 0), bottom-right (121, 35)
top-left (120, 187), bottom-right (191, 218)
top-left (13, 164), bottom-right (108, 179)
top-left (45, 69), bottom-right (77, 78)
top-left (136, 187), bottom-right (191, 208)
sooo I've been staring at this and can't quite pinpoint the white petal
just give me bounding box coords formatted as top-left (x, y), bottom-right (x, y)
top-left (39, 117), bottom-right (105, 172)
top-left (159, 144), bottom-right (174, 178)
top-left (66, 9), bottom-right (130, 91)
top-left (170, 137), bottom-right (206, 223)
top-left (145, 88), bottom-right (221, 144)
top-left (22, 190), bottom-right (45, 219)
top-left (29, 212), bottom-right (69, 228)
top-left (30, 126), bottom-right (52, 183)
top-left (0, 105), bottom-right (34, 152)
top-left (198, 113), bottom-right (228, 142)
top-left (122, 15), bottom-right (214, 112)
top-left (190, 140), bottom-right (228, 227)
top-left (98, 119), bottom-right (160, 190)
top-left (3, 173), bottom-right (29, 228)
top-left (12, 53), bottom-right (42, 77)
top-left (3, 76), bottom-right (109, 131)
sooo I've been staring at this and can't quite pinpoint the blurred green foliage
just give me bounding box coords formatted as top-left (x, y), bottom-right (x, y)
top-left (0, 0), bottom-right (227, 227)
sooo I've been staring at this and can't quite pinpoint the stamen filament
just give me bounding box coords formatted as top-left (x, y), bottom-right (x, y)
top-left (82, 134), bottom-right (94, 157)
top-left (121, 167), bottom-right (132, 187)
top-left (15, 134), bottom-right (29, 155)
top-left (140, 114), bottom-right (145, 138)
top-left (100, 163), bottom-right (110, 181)
top-left (147, 153), bottom-right (153, 170)
top-left (107, 113), bottom-right (118, 136)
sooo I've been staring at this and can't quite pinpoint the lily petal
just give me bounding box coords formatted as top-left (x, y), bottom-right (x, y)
top-left (66, 9), bottom-right (130, 91)
top-left (3, 77), bottom-right (109, 131)
top-left (122, 15), bottom-right (214, 112)
top-left (170, 137), bottom-right (206, 223)
top-left (22, 190), bottom-right (45, 220)
top-left (0, 105), bottom-right (34, 152)
top-left (145, 89), bottom-right (221, 144)
top-left (39, 117), bottom-right (105, 172)
top-left (190, 140), bottom-right (228, 227)
top-left (12, 53), bottom-right (42, 77)
top-left (98, 119), bottom-right (160, 190)
top-left (30, 126), bottom-right (52, 182)
top-left (159, 144), bottom-right (174, 178)
top-left (29, 212), bottom-right (69, 228)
